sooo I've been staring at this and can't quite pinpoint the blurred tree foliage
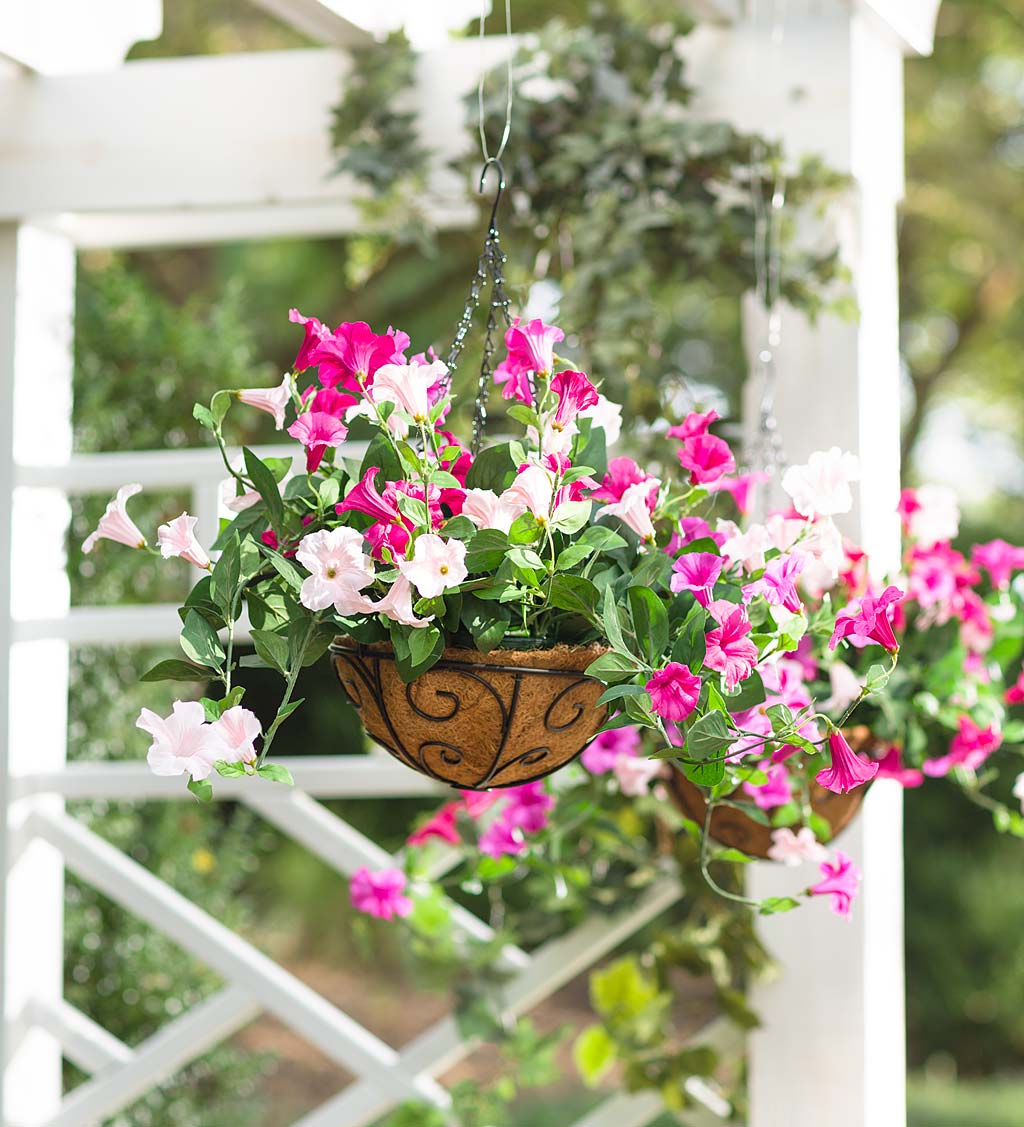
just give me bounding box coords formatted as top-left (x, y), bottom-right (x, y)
top-left (900, 0), bottom-right (1024, 1076)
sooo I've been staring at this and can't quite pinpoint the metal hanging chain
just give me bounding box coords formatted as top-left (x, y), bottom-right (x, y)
top-left (477, 0), bottom-right (513, 165)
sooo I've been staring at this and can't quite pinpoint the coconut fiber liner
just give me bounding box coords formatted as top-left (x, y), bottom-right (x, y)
top-left (330, 639), bottom-right (610, 790)
top-left (665, 727), bottom-right (878, 859)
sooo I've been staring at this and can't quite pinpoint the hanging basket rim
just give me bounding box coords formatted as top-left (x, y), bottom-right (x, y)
top-left (329, 636), bottom-right (610, 678)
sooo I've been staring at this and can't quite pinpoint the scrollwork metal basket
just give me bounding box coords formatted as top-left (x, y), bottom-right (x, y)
top-left (330, 639), bottom-right (610, 790)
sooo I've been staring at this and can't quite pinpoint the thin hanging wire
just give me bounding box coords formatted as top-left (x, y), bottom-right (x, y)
top-left (477, 0), bottom-right (513, 164)
top-left (444, 0), bottom-right (516, 456)
top-left (744, 0), bottom-right (789, 484)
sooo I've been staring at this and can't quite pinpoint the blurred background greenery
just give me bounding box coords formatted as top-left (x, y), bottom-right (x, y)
top-left (64, 0), bottom-right (1024, 1123)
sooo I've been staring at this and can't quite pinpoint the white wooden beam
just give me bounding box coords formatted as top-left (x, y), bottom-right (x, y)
top-left (249, 0), bottom-right (373, 46)
top-left (0, 41), bottom-right (510, 247)
top-left (0, 223), bottom-right (75, 1125)
top-left (0, 0), bottom-right (161, 75)
top-left (738, 8), bottom-right (909, 1127)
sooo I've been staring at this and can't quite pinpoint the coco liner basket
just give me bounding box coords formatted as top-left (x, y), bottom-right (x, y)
top-left (665, 727), bottom-right (879, 859)
top-left (330, 639), bottom-right (610, 790)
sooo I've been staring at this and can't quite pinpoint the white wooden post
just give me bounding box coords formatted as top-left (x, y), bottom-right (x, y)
top-left (0, 224), bottom-right (75, 1124)
top-left (725, 5), bottom-right (939, 1126)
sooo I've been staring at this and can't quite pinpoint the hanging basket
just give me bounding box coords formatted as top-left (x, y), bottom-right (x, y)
top-left (330, 640), bottom-right (610, 790)
top-left (665, 727), bottom-right (878, 859)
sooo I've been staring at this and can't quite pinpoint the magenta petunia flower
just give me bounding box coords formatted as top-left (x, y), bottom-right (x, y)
top-left (670, 551), bottom-right (724, 607)
top-left (677, 433), bottom-right (736, 485)
top-left (502, 782), bottom-right (555, 834)
top-left (493, 356), bottom-right (535, 405)
top-left (590, 457), bottom-right (653, 506)
top-left (742, 760), bottom-right (792, 810)
top-left (704, 606), bottom-right (759, 690)
top-left (829, 585), bottom-right (904, 653)
top-left (743, 553), bottom-right (805, 614)
top-left (874, 745), bottom-right (924, 788)
top-left (809, 851), bottom-right (862, 920)
top-left (349, 866), bottom-right (413, 921)
top-left (816, 730), bottom-right (879, 794)
top-left (1006, 670), bottom-right (1024, 706)
top-left (550, 369), bottom-right (600, 431)
top-left (311, 321), bottom-right (406, 393)
top-left (288, 308), bottom-right (330, 372)
top-left (707, 471), bottom-right (770, 516)
top-left (479, 819), bottom-right (527, 858)
top-left (407, 803), bottom-right (461, 847)
top-left (922, 715), bottom-right (1002, 778)
top-left (582, 725), bottom-right (641, 774)
top-left (646, 663), bottom-right (702, 723)
top-left (666, 409), bottom-right (719, 441)
top-left (971, 539), bottom-right (1024, 591)
top-left (287, 410), bottom-right (348, 472)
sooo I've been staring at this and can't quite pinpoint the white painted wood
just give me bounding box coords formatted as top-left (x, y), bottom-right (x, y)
top-left (28, 997), bottom-right (133, 1075)
top-left (249, 0), bottom-right (372, 46)
top-left (294, 878), bottom-right (684, 1127)
top-left (0, 0), bottom-right (161, 75)
top-left (29, 807), bottom-right (451, 1110)
top-left (0, 223), bottom-right (75, 1126)
top-left (858, 0), bottom-right (943, 55)
top-left (740, 9), bottom-right (909, 1127)
top-left (10, 756), bottom-right (445, 801)
top-left (49, 987), bottom-right (258, 1127)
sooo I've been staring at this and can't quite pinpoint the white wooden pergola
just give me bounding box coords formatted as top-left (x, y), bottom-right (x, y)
top-left (0, 2), bottom-right (943, 1125)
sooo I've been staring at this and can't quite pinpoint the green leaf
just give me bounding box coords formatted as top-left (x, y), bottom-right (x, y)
top-left (547, 574), bottom-right (600, 619)
top-left (211, 534), bottom-right (242, 615)
top-left (140, 659), bottom-right (211, 683)
top-left (461, 596), bottom-right (510, 652)
top-left (726, 670), bottom-right (766, 712)
top-left (260, 545), bottom-right (305, 592)
top-left (409, 624), bottom-right (442, 667)
top-left (555, 541), bottom-right (596, 571)
top-left (705, 683), bottom-right (729, 715)
top-left (759, 896), bottom-right (801, 915)
top-left (507, 403), bottom-right (540, 429)
top-left (590, 956), bottom-right (661, 1022)
top-left (683, 757), bottom-right (726, 787)
top-left (684, 710), bottom-right (735, 761)
top-left (550, 499), bottom-right (592, 534)
top-left (865, 663), bottom-right (890, 692)
top-left (507, 546), bottom-right (546, 571)
top-left (199, 697), bottom-right (222, 722)
top-left (187, 776), bottom-right (213, 802)
top-left (257, 763), bottom-right (295, 786)
top-left (358, 434), bottom-right (403, 484)
top-left (580, 525), bottom-right (627, 552)
top-left (465, 442), bottom-right (516, 492)
top-left (318, 476), bottom-right (341, 508)
top-left (243, 447), bottom-right (285, 531)
top-left (215, 760), bottom-right (248, 777)
top-left (585, 651), bottom-right (641, 682)
top-left (251, 628), bottom-right (290, 675)
top-left (573, 1025), bottom-right (617, 1087)
top-left (711, 847), bottom-right (756, 864)
top-left (595, 682), bottom-right (648, 706)
top-left (627, 585), bottom-right (669, 664)
top-left (601, 586), bottom-right (628, 653)
top-left (193, 403), bottom-right (215, 431)
top-left (275, 698), bottom-right (306, 725)
top-left (180, 609), bottom-right (225, 670)
top-left (465, 529), bottom-right (510, 573)
top-left (211, 389), bottom-right (232, 425)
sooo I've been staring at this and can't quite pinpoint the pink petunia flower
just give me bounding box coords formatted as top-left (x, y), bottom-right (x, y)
top-left (550, 369), bottom-right (600, 432)
top-left (493, 357), bottom-right (535, 405)
top-left (742, 553), bottom-right (804, 613)
top-left (157, 513), bottom-right (211, 570)
top-left (504, 317), bottom-right (564, 378)
top-left (670, 552), bottom-right (724, 607)
top-left (767, 827), bottom-right (828, 866)
top-left (287, 411), bottom-right (348, 473)
top-left (501, 464), bottom-right (555, 520)
top-left (646, 663), bottom-right (702, 723)
top-left (898, 484), bottom-right (960, 547)
top-left (209, 706), bottom-right (262, 765)
top-left (1006, 669), bottom-right (1024, 706)
top-left (666, 516), bottom-right (724, 555)
top-left (479, 819), bottom-right (526, 858)
top-left (349, 866), bottom-right (413, 920)
top-left (370, 357), bottom-right (449, 425)
top-left (707, 471), bottom-right (770, 516)
top-left (590, 457), bottom-right (652, 506)
top-left (922, 715), bottom-right (1002, 778)
top-left (311, 321), bottom-right (406, 393)
top-left (816, 730), bottom-right (879, 794)
top-left (613, 755), bottom-right (666, 796)
top-left (704, 606), bottom-right (759, 690)
top-left (368, 574), bottom-right (434, 628)
top-left (742, 760), bottom-right (792, 810)
top-left (600, 479), bottom-right (660, 543)
top-left (830, 585), bottom-right (904, 653)
top-left (809, 851), bottom-right (862, 919)
top-left (874, 745), bottom-right (924, 788)
top-left (398, 534), bottom-right (467, 599)
top-left (667, 409), bottom-right (719, 441)
top-left (83, 483), bottom-right (147, 553)
top-left (677, 433), bottom-right (736, 485)
top-left (238, 374), bottom-right (293, 429)
top-left (407, 802), bottom-right (461, 847)
top-left (295, 527), bottom-right (375, 615)
top-left (288, 308), bottom-right (330, 372)
top-left (502, 782), bottom-right (555, 833)
top-left (582, 725), bottom-right (641, 774)
top-left (136, 700), bottom-right (221, 781)
top-left (781, 447), bottom-right (860, 518)
top-left (972, 539), bottom-right (1024, 591)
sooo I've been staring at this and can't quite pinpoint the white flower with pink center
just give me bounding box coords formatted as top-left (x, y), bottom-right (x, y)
top-left (83, 483), bottom-right (147, 553)
top-left (210, 706), bottom-right (262, 765)
top-left (295, 527), bottom-right (375, 614)
top-left (501, 464), bottom-right (554, 521)
top-left (157, 513), bottom-right (211, 569)
top-left (371, 358), bottom-right (448, 425)
top-left (137, 701), bottom-right (221, 781)
top-left (600, 478), bottom-right (660, 543)
top-left (782, 447), bottom-right (861, 519)
top-left (238, 374), bottom-right (292, 430)
top-left (398, 535), bottom-right (467, 599)
top-left (369, 575), bottom-right (434, 628)
top-left (766, 827), bottom-right (828, 866)
top-left (462, 488), bottom-right (525, 533)
top-left (613, 755), bottom-right (665, 797)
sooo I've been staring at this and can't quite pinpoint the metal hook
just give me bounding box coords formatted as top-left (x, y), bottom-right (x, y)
top-left (479, 157), bottom-right (506, 233)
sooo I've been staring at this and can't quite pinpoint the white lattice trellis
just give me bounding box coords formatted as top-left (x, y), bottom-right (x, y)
top-left (0, 3), bottom-right (944, 1125)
